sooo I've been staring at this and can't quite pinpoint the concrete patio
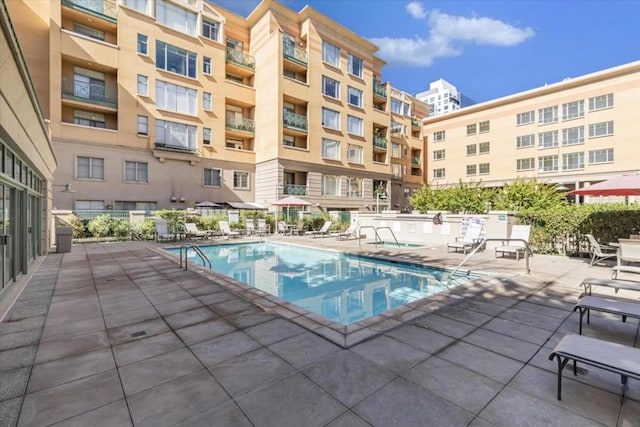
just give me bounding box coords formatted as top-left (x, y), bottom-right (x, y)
top-left (1, 237), bottom-right (639, 426)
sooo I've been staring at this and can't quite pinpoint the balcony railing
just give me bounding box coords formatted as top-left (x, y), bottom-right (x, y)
top-left (373, 80), bottom-right (387, 98)
top-left (411, 118), bottom-right (422, 129)
top-left (62, 77), bottom-right (117, 108)
top-left (373, 134), bottom-right (388, 150)
top-left (284, 184), bottom-right (307, 196)
top-left (283, 111), bottom-right (308, 132)
top-left (226, 116), bottom-right (255, 134)
top-left (412, 156), bottom-right (422, 166)
top-left (62, 0), bottom-right (117, 22)
top-left (283, 43), bottom-right (308, 66)
top-left (154, 142), bottom-right (197, 153)
top-left (226, 48), bottom-right (255, 70)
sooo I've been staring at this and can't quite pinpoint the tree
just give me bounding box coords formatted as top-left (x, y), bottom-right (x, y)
top-left (492, 179), bottom-right (564, 211)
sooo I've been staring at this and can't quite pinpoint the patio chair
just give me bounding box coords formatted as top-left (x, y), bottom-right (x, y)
top-left (447, 222), bottom-right (484, 254)
top-left (495, 224), bottom-right (532, 260)
top-left (612, 238), bottom-right (640, 279)
top-left (155, 219), bottom-right (176, 242)
top-left (256, 219), bottom-right (268, 236)
top-left (291, 221), bottom-right (305, 236)
top-left (337, 221), bottom-right (361, 240)
top-left (184, 223), bottom-right (207, 240)
top-left (310, 221), bottom-right (332, 238)
top-left (219, 221), bottom-right (240, 239)
top-left (585, 234), bottom-right (617, 267)
top-left (277, 221), bottom-right (291, 235)
top-left (245, 221), bottom-right (255, 236)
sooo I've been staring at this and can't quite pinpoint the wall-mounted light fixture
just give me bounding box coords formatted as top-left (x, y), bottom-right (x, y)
top-left (179, 197), bottom-right (186, 203)
top-left (170, 196), bottom-right (177, 202)
top-left (53, 183), bottom-right (76, 193)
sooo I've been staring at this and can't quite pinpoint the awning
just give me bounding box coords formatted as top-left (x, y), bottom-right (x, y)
top-left (226, 202), bottom-right (267, 210)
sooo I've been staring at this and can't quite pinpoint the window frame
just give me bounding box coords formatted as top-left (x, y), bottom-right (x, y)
top-left (203, 127), bottom-right (211, 145)
top-left (538, 155), bottom-right (558, 173)
top-left (124, 160), bottom-right (148, 184)
top-left (516, 111), bottom-right (535, 126)
top-left (233, 171), bottom-right (250, 190)
top-left (588, 93), bottom-right (614, 111)
top-left (588, 121), bottom-right (614, 138)
top-left (321, 138), bottom-right (340, 160)
top-left (433, 130), bottom-right (445, 142)
top-left (322, 174), bottom-right (340, 196)
top-left (433, 168), bottom-right (445, 179)
top-left (156, 40), bottom-right (197, 79)
top-left (478, 162), bottom-right (490, 175)
top-left (347, 145), bottom-right (363, 164)
top-left (588, 148), bottom-right (614, 164)
top-left (516, 157), bottom-right (535, 171)
top-left (562, 100), bottom-right (584, 120)
top-left (516, 134), bottom-right (535, 148)
top-left (433, 149), bottom-right (445, 161)
top-left (466, 124), bottom-right (477, 135)
top-left (347, 115), bottom-right (363, 136)
top-left (562, 152), bottom-right (585, 171)
top-left (466, 164), bottom-right (477, 176)
top-left (478, 121), bottom-right (490, 133)
top-left (538, 130), bottom-right (559, 149)
top-left (478, 142), bottom-right (490, 154)
top-left (538, 106), bottom-right (558, 124)
top-left (203, 167), bottom-right (221, 187)
top-left (321, 107), bottom-right (340, 130)
top-left (203, 92), bottom-right (212, 111)
top-left (347, 53), bottom-right (363, 78)
top-left (322, 76), bottom-right (340, 99)
top-left (76, 156), bottom-right (104, 181)
top-left (466, 144), bottom-right (477, 156)
top-left (562, 126), bottom-right (584, 146)
top-left (203, 56), bottom-right (211, 75)
top-left (347, 86), bottom-right (363, 107)
top-left (322, 40), bottom-right (340, 68)
top-left (137, 74), bottom-right (148, 96)
top-left (137, 115), bottom-right (148, 135)
top-left (202, 19), bottom-right (220, 42)
top-left (137, 33), bottom-right (148, 55)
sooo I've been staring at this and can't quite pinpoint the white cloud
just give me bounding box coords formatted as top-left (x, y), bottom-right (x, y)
top-left (371, 3), bottom-right (535, 67)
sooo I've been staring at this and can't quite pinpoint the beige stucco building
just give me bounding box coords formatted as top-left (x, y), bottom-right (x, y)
top-left (6, 0), bottom-right (429, 214)
top-left (423, 61), bottom-right (640, 197)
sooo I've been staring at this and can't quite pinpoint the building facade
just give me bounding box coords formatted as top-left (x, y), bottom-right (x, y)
top-left (7, 0), bottom-right (429, 214)
top-left (0, 0), bottom-right (57, 298)
top-left (416, 78), bottom-right (473, 117)
top-left (423, 62), bottom-right (640, 197)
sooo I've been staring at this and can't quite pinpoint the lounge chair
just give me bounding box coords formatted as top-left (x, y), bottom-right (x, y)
top-left (612, 238), bottom-right (640, 279)
top-left (549, 334), bottom-right (640, 400)
top-left (585, 234), bottom-right (617, 267)
top-left (573, 295), bottom-right (640, 334)
top-left (277, 221), bottom-right (291, 235)
top-left (495, 224), bottom-right (532, 260)
top-left (291, 221), bottom-right (305, 236)
top-left (155, 219), bottom-right (176, 242)
top-left (256, 219), bottom-right (268, 236)
top-left (337, 221), bottom-right (361, 240)
top-left (219, 221), bottom-right (240, 239)
top-left (184, 223), bottom-right (207, 240)
top-left (447, 222), bottom-right (484, 254)
top-left (309, 221), bottom-right (332, 238)
top-left (580, 277), bottom-right (640, 296)
top-left (245, 221), bottom-right (255, 236)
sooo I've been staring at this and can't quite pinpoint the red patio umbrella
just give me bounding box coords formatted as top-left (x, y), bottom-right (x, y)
top-left (568, 173), bottom-right (640, 196)
top-left (272, 196), bottom-right (312, 223)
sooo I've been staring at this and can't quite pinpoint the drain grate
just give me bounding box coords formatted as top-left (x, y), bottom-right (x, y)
top-left (131, 331), bottom-right (147, 338)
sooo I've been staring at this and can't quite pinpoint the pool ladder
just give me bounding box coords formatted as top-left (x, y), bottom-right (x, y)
top-left (180, 243), bottom-right (211, 271)
top-left (358, 226), bottom-right (401, 248)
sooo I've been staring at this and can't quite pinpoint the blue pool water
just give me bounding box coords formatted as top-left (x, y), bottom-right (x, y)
top-left (166, 242), bottom-right (477, 325)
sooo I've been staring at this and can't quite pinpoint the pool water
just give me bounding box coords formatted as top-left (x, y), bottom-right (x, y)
top-left (166, 242), bottom-right (477, 325)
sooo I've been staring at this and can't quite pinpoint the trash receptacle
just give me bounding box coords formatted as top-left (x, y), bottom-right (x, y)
top-left (56, 226), bottom-right (73, 253)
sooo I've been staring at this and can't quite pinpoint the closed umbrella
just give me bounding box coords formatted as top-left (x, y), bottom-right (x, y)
top-left (568, 173), bottom-right (640, 196)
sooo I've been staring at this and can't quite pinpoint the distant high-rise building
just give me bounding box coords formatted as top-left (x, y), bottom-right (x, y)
top-left (416, 79), bottom-right (474, 117)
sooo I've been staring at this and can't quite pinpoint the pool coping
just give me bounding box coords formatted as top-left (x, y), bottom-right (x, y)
top-left (154, 241), bottom-right (503, 348)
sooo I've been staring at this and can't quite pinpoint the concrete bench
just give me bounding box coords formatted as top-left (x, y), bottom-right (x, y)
top-left (549, 334), bottom-right (640, 400)
top-left (573, 296), bottom-right (640, 334)
top-left (580, 277), bottom-right (640, 296)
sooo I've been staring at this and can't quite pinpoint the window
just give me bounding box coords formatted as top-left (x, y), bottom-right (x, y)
top-left (589, 148), bottom-right (614, 164)
top-left (137, 115), bottom-right (148, 135)
top-left (202, 19), bottom-right (220, 41)
top-left (347, 115), bottom-right (363, 136)
top-left (562, 126), bottom-right (584, 146)
top-left (391, 163), bottom-right (403, 179)
top-left (589, 93), bottom-right (614, 111)
top-left (322, 175), bottom-right (340, 196)
top-left (203, 168), bottom-right (221, 186)
top-left (156, 41), bottom-right (197, 78)
top-left (517, 134), bottom-right (535, 148)
top-left (322, 138), bottom-right (340, 160)
top-left (390, 121), bottom-right (403, 136)
top-left (322, 108), bottom-right (340, 130)
top-left (538, 130), bottom-right (558, 148)
top-left (433, 168), bottom-right (445, 179)
top-left (479, 142), bottom-right (490, 154)
top-left (155, 119), bottom-right (197, 151)
top-left (347, 177), bottom-right (362, 197)
top-left (322, 40), bottom-right (340, 68)
top-left (538, 106), bottom-right (558, 124)
top-left (562, 100), bottom-right (584, 120)
top-left (123, 0), bottom-right (150, 14)
top-left (115, 201), bottom-right (157, 211)
top-left (517, 111), bottom-right (535, 126)
top-left (391, 143), bottom-right (402, 159)
top-left (562, 152), bottom-right (584, 170)
top-left (347, 86), bottom-right (363, 107)
top-left (516, 158), bottom-right (535, 171)
top-left (203, 127), bottom-right (211, 145)
top-left (433, 149), bottom-right (445, 160)
top-left (137, 33), bottom-right (148, 55)
top-left (156, 0), bottom-right (197, 36)
top-left (225, 137), bottom-right (243, 150)
top-left (391, 99), bottom-right (402, 114)
top-left (203, 57), bottom-right (211, 75)
top-left (76, 156), bottom-right (104, 180)
top-left (283, 135), bottom-right (295, 147)
top-left (466, 164), bottom-right (477, 176)
top-left (466, 144), bottom-right (477, 156)
top-left (125, 161), bottom-right (148, 183)
top-left (73, 23), bottom-right (105, 41)
top-left (75, 200), bottom-right (105, 210)
top-left (322, 76), bottom-right (340, 99)
top-left (479, 163), bottom-right (490, 174)
top-left (137, 74), bottom-right (148, 96)
top-left (466, 124), bottom-right (477, 135)
top-left (156, 80), bottom-right (198, 115)
top-left (538, 155), bottom-right (558, 172)
top-left (589, 121), bottom-right (614, 138)
top-left (433, 131), bottom-right (445, 142)
top-left (479, 121), bottom-right (490, 133)
top-left (203, 92), bottom-right (212, 110)
top-left (347, 145), bottom-right (363, 164)
top-left (233, 171), bottom-right (249, 189)
top-left (347, 53), bottom-right (363, 78)
top-left (74, 110), bottom-right (105, 128)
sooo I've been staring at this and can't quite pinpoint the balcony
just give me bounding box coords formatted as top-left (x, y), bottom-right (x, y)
top-left (226, 48), bottom-right (255, 76)
top-left (62, 0), bottom-right (117, 23)
top-left (411, 118), bottom-right (422, 129)
top-left (411, 156), bottom-right (422, 166)
top-left (61, 77), bottom-right (117, 109)
top-left (283, 111), bottom-right (308, 133)
top-left (373, 80), bottom-right (387, 99)
top-left (373, 134), bottom-right (388, 151)
top-left (226, 116), bottom-right (255, 135)
top-left (154, 142), bottom-right (197, 154)
top-left (284, 184), bottom-right (307, 196)
top-left (283, 43), bottom-right (308, 68)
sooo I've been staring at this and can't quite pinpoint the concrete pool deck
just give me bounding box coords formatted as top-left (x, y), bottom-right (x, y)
top-left (1, 236), bottom-right (639, 426)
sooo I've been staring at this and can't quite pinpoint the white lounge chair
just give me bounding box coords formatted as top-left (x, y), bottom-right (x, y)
top-left (495, 224), bottom-right (531, 260)
top-left (337, 221), bottom-right (361, 240)
top-left (256, 218), bottom-right (268, 236)
top-left (184, 223), bottom-right (207, 240)
top-left (309, 221), bottom-right (332, 238)
top-left (245, 221), bottom-right (255, 236)
top-left (612, 238), bottom-right (640, 279)
top-left (447, 222), bottom-right (484, 254)
top-left (219, 221), bottom-right (240, 239)
top-left (585, 234), bottom-right (617, 267)
top-left (155, 219), bottom-right (176, 242)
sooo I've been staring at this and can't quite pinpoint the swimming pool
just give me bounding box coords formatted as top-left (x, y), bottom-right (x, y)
top-left (367, 242), bottom-right (423, 248)
top-left (166, 242), bottom-right (477, 325)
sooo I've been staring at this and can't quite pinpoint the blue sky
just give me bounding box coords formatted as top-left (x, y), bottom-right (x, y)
top-left (213, 0), bottom-right (640, 104)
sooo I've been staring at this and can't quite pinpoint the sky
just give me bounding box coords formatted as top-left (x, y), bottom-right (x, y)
top-left (213, 0), bottom-right (640, 104)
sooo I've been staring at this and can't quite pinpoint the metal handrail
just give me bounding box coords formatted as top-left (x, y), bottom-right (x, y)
top-left (180, 243), bottom-right (211, 271)
top-left (375, 226), bottom-right (401, 248)
top-left (447, 238), bottom-right (532, 281)
top-left (358, 226), bottom-right (401, 248)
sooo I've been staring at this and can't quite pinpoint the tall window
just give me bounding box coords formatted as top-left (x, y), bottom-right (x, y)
top-left (589, 148), bottom-right (614, 164)
top-left (562, 152), bottom-right (584, 170)
top-left (137, 75), bottom-right (148, 96)
top-left (347, 115), bottom-right (363, 136)
top-left (156, 80), bottom-right (197, 115)
top-left (123, 0), bottom-right (150, 15)
top-left (392, 163), bottom-right (403, 179)
top-left (589, 93), bottom-right (614, 111)
top-left (391, 143), bottom-right (402, 159)
top-left (156, 41), bottom-right (197, 78)
top-left (433, 168), bottom-right (445, 179)
top-left (137, 115), bottom-right (148, 135)
top-left (322, 40), bottom-right (340, 68)
top-left (433, 131), bottom-right (445, 142)
top-left (538, 106), bottom-right (558, 124)
top-left (156, 0), bottom-right (197, 36)
top-left (562, 100), bottom-right (584, 120)
top-left (203, 127), bottom-right (211, 145)
top-left (347, 53), bottom-right (363, 78)
top-left (562, 126), bottom-right (584, 145)
top-left (433, 149), bottom-right (445, 160)
top-left (322, 175), bottom-right (340, 196)
top-left (76, 156), bottom-right (104, 180)
top-left (466, 164), bottom-right (476, 176)
top-left (233, 171), bottom-right (249, 189)
top-left (74, 110), bottom-right (105, 128)
top-left (466, 124), bottom-right (477, 135)
top-left (516, 134), bottom-right (535, 148)
top-left (322, 108), bottom-right (340, 130)
top-left (202, 19), bottom-right (220, 41)
top-left (321, 138), bottom-right (340, 160)
top-left (203, 57), bottom-right (211, 75)
top-left (538, 155), bottom-right (558, 172)
top-left (347, 87), bottom-right (363, 107)
top-left (203, 92), bottom-right (212, 110)
top-left (347, 145), bottom-right (363, 164)
top-left (347, 177), bottom-right (362, 197)
top-left (538, 130), bottom-right (558, 148)
top-left (516, 158), bottom-right (535, 171)
top-left (516, 111), bottom-right (535, 125)
top-left (322, 76), bottom-right (340, 99)
top-left (203, 168), bottom-right (221, 186)
top-left (137, 34), bottom-right (148, 55)
top-left (391, 99), bottom-right (402, 114)
top-left (479, 121), bottom-right (490, 133)
top-left (589, 121), bottom-right (614, 138)
top-left (125, 161), bottom-right (148, 183)
top-left (155, 120), bottom-right (197, 151)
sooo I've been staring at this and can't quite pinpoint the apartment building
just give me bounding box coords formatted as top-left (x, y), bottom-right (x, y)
top-left (416, 78), bottom-right (475, 117)
top-left (423, 61), bottom-right (640, 196)
top-left (0, 0), bottom-right (57, 296)
top-left (6, 0), bottom-right (429, 214)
